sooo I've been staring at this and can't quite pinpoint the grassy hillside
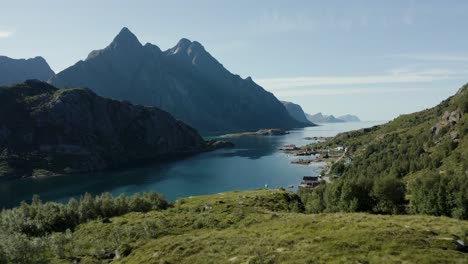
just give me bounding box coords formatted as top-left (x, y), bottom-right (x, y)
top-left (301, 84), bottom-right (467, 218)
top-left (1, 190), bottom-right (467, 263)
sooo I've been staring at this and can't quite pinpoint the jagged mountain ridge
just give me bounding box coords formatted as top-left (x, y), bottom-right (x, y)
top-left (306, 112), bottom-right (345, 123)
top-left (50, 27), bottom-right (307, 134)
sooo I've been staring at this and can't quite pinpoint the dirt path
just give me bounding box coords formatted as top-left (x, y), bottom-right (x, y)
top-left (325, 150), bottom-right (346, 175)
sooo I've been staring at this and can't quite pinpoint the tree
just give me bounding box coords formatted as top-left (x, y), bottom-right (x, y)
top-left (371, 175), bottom-right (406, 214)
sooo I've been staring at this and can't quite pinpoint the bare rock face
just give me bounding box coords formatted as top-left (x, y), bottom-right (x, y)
top-left (0, 80), bottom-right (206, 180)
top-left (431, 108), bottom-right (463, 135)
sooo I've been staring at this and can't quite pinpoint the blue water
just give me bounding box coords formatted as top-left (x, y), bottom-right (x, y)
top-left (0, 121), bottom-right (385, 208)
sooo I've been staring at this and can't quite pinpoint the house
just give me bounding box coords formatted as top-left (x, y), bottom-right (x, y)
top-left (345, 156), bottom-right (353, 164)
top-left (299, 176), bottom-right (321, 189)
top-left (335, 146), bottom-right (345, 151)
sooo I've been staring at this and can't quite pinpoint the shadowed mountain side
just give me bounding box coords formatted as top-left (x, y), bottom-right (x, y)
top-left (0, 56), bottom-right (54, 85)
top-left (281, 101), bottom-right (315, 125)
top-left (50, 27), bottom-right (307, 134)
top-left (0, 80), bottom-right (207, 180)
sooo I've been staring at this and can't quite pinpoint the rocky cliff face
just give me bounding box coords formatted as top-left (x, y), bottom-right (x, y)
top-left (0, 56), bottom-right (54, 85)
top-left (0, 80), bottom-right (206, 180)
top-left (50, 27), bottom-right (305, 134)
top-left (280, 101), bottom-right (314, 125)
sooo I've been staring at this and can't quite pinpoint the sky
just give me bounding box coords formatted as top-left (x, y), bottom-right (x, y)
top-left (1, 0), bottom-right (468, 121)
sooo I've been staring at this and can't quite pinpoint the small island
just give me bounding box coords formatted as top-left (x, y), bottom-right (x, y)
top-left (222, 128), bottom-right (288, 138)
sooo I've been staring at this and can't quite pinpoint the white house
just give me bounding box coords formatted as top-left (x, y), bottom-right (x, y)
top-left (336, 146), bottom-right (345, 151)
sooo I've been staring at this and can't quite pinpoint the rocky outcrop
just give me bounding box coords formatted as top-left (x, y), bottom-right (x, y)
top-left (0, 80), bottom-right (207, 180)
top-left (50, 27), bottom-right (305, 134)
top-left (431, 108), bottom-right (463, 135)
top-left (0, 56), bottom-right (54, 85)
top-left (205, 140), bottom-right (235, 150)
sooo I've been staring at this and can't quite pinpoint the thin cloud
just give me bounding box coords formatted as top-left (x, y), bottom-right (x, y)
top-left (272, 87), bottom-right (425, 97)
top-left (0, 30), bottom-right (13, 38)
top-left (256, 69), bottom-right (463, 90)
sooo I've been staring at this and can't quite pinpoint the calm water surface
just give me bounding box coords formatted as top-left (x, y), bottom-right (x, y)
top-left (0, 121), bottom-right (385, 208)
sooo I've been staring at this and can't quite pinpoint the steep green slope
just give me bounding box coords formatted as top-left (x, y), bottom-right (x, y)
top-left (304, 84), bottom-right (467, 218)
top-left (1, 190), bottom-right (467, 263)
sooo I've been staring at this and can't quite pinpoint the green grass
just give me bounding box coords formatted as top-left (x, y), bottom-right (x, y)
top-left (48, 190), bottom-right (468, 263)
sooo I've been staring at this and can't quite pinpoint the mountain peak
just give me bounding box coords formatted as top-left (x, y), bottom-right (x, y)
top-left (177, 38), bottom-right (192, 47)
top-left (109, 27), bottom-right (141, 50)
top-left (169, 38), bottom-right (207, 55)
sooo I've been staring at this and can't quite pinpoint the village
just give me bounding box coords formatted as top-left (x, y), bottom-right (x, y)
top-left (279, 142), bottom-right (353, 190)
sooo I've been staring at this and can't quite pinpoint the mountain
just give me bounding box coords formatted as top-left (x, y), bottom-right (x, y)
top-left (305, 84), bottom-right (468, 218)
top-left (280, 101), bottom-right (315, 125)
top-left (337, 114), bottom-right (360, 122)
top-left (0, 80), bottom-right (207, 180)
top-left (0, 56), bottom-right (54, 85)
top-left (50, 27), bottom-right (306, 134)
top-left (306, 112), bottom-right (345, 123)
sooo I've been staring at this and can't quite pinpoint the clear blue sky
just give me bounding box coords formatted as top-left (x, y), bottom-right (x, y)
top-left (1, 0), bottom-right (467, 120)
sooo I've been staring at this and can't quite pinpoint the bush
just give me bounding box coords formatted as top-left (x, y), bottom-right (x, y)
top-left (0, 232), bottom-right (47, 264)
top-left (0, 192), bottom-right (169, 237)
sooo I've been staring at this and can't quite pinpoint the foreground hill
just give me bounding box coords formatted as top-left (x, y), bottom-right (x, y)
top-left (304, 84), bottom-right (467, 218)
top-left (281, 101), bottom-right (315, 125)
top-left (0, 80), bottom-right (206, 180)
top-left (50, 27), bottom-right (306, 134)
top-left (0, 190), bottom-right (467, 263)
top-left (0, 56), bottom-right (54, 85)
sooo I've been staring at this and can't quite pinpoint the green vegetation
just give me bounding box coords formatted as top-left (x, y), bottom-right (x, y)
top-left (1, 84), bottom-right (466, 263)
top-left (300, 84), bottom-right (468, 219)
top-left (0, 190), bottom-right (467, 263)
top-left (0, 192), bottom-right (167, 263)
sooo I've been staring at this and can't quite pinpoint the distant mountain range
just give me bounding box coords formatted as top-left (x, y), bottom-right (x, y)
top-left (49, 27), bottom-right (307, 134)
top-left (306, 112), bottom-right (360, 123)
top-left (280, 101), bottom-right (315, 125)
top-left (0, 56), bottom-right (54, 85)
top-left (337, 114), bottom-right (361, 122)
